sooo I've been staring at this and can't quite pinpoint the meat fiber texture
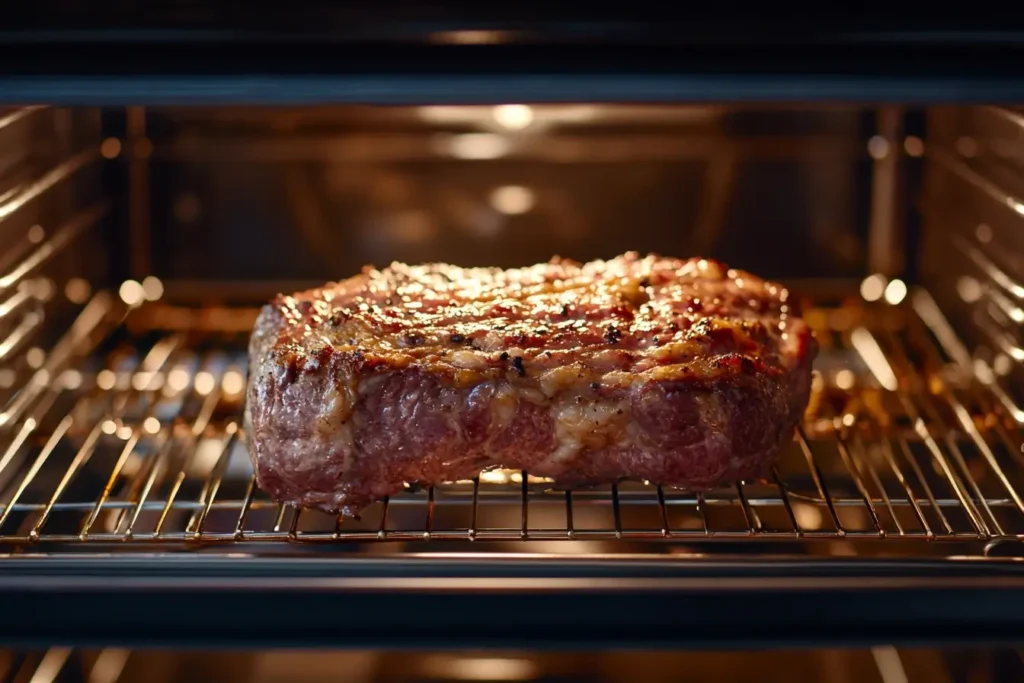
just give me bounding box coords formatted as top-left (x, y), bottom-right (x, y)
top-left (246, 252), bottom-right (818, 517)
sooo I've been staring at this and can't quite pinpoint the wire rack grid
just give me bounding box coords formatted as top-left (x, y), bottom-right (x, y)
top-left (0, 285), bottom-right (1022, 548)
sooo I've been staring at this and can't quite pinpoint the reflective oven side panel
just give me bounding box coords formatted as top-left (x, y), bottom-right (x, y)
top-left (921, 106), bottom-right (1024, 422)
top-left (0, 107), bottom-right (109, 417)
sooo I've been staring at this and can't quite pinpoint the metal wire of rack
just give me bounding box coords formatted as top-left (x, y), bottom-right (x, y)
top-left (0, 647), bottom-right (130, 683)
top-left (0, 284), bottom-right (1022, 548)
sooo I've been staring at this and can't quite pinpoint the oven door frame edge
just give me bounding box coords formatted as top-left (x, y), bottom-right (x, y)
top-left (0, 554), bottom-right (1022, 647)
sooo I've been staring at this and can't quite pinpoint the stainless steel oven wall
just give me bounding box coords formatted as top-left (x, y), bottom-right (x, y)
top-left (135, 105), bottom-right (871, 302)
top-left (920, 106), bottom-right (1024, 421)
top-left (0, 107), bottom-right (108, 414)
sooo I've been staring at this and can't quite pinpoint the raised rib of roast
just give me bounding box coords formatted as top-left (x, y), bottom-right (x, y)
top-left (245, 252), bottom-right (817, 517)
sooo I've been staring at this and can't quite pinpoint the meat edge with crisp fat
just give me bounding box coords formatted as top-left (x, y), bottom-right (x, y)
top-left (245, 254), bottom-right (818, 518)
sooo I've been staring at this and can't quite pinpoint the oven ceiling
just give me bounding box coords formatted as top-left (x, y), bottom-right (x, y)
top-left (2, 7), bottom-right (1024, 104)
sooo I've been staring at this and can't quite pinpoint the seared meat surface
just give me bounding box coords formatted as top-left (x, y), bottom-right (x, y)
top-left (246, 252), bottom-right (817, 517)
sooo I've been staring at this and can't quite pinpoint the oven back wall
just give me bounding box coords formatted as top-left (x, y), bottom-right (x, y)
top-left (131, 105), bottom-right (870, 296)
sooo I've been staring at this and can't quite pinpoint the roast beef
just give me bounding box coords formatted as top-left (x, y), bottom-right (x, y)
top-left (246, 252), bottom-right (817, 517)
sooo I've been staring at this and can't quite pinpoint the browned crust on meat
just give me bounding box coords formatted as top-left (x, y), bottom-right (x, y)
top-left (246, 252), bottom-right (817, 516)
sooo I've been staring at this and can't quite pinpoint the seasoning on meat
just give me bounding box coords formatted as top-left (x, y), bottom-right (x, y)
top-left (246, 252), bottom-right (818, 517)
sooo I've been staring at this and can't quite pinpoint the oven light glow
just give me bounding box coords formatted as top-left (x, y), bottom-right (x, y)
top-left (860, 274), bottom-right (887, 302)
top-left (867, 135), bottom-right (890, 160)
top-left (956, 276), bottom-right (982, 303)
top-left (100, 137), bottom-right (122, 159)
top-left (834, 369), bottom-right (856, 390)
top-left (116, 425), bottom-right (132, 440)
top-left (957, 137), bottom-right (979, 157)
top-left (221, 369), bottom-right (245, 396)
top-left (492, 104), bottom-right (534, 130)
top-left (27, 225), bottom-right (44, 244)
top-left (101, 420), bottom-right (117, 435)
top-left (60, 370), bottom-right (82, 390)
top-left (25, 347), bottom-right (44, 369)
top-left (490, 186), bottom-right (535, 215)
top-left (143, 417), bottom-right (161, 435)
top-left (167, 367), bottom-right (190, 393)
top-left (142, 276), bottom-right (164, 301)
top-left (26, 225), bottom-right (44, 244)
top-left (417, 105), bottom-right (468, 124)
top-left (443, 133), bottom-right (509, 160)
top-left (96, 370), bottom-right (116, 391)
top-left (903, 136), bottom-right (925, 157)
top-left (0, 369), bottom-right (14, 389)
top-left (64, 277), bottom-right (91, 304)
top-left (883, 279), bottom-right (908, 305)
top-left (194, 371), bottom-right (216, 396)
top-left (421, 656), bottom-right (538, 682)
top-left (118, 280), bottom-right (145, 306)
top-left (431, 30), bottom-right (509, 45)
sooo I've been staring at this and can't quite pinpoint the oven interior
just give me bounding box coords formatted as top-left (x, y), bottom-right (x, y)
top-left (0, 104), bottom-right (1023, 671)
top-left (1, 103), bottom-right (1018, 549)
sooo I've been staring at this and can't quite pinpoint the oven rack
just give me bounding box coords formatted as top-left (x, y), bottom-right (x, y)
top-left (0, 288), bottom-right (1022, 550)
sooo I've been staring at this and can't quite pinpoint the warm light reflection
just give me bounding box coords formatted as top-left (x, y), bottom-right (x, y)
top-left (167, 367), bottom-right (190, 393)
top-left (883, 279), bottom-right (908, 305)
top-left (489, 186), bottom-right (535, 215)
top-left (444, 133), bottom-right (510, 160)
top-left (903, 136), bottom-right (924, 157)
top-left (222, 369), bottom-right (245, 396)
top-left (119, 280), bottom-right (144, 306)
top-left (850, 328), bottom-right (898, 391)
top-left (100, 137), bottom-right (122, 159)
top-left (25, 347), bottom-right (44, 369)
top-left (64, 277), bottom-right (91, 304)
top-left (60, 370), bottom-right (82, 390)
top-left (834, 369), bottom-right (856, 390)
top-left (492, 104), bottom-right (534, 130)
top-left (421, 656), bottom-right (538, 682)
top-left (860, 274), bottom-right (886, 302)
top-left (956, 276), bottom-right (982, 303)
top-left (194, 371), bottom-right (216, 396)
top-left (867, 135), bottom-right (890, 160)
top-left (96, 370), bottom-right (116, 391)
top-left (141, 276), bottom-right (164, 301)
